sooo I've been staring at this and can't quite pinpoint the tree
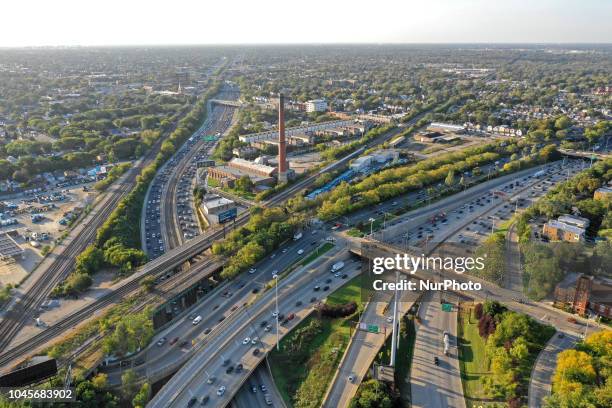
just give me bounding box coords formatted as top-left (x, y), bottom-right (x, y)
top-left (91, 373), bottom-right (108, 390)
top-left (132, 382), bottom-right (151, 408)
top-left (140, 275), bottom-right (156, 292)
top-left (445, 170), bottom-right (456, 186)
top-left (121, 369), bottom-right (140, 401)
top-left (235, 175), bottom-right (254, 192)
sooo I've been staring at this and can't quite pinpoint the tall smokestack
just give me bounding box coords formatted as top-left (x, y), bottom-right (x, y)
top-left (278, 93), bottom-right (288, 183)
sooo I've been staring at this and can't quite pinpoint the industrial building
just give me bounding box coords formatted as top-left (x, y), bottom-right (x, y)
top-left (350, 150), bottom-right (399, 172)
top-left (426, 122), bottom-right (466, 134)
top-left (201, 195), bottom-right (235, 216)
top-left (0, 232), bottom-right (24, 261)
top-left (206, 158), bottom-right (277, 188)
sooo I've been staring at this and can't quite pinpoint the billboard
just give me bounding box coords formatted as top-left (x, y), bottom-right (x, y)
top-left (218, 207), bottom-right (237, 224)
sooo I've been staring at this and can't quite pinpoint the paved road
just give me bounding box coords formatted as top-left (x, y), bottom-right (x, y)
top-left (528, 333), bottom-right (579, 408)
top-left (148, 242), bottom-right (360, 407)
top-left (232, 360), bottom-right (285, 408)
top-left (323, 288), bottom-right (417, 408)
top-left (411, 292), bottom-right (465, 408)
top-left (102, 229), bottom-right (327, 384)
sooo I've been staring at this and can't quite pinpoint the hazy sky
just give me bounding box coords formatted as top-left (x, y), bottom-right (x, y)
top-left (2, 0), bottom-right (610, 46)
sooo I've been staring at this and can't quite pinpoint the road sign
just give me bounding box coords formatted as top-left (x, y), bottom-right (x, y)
top-left (218, 207), bottom-right (237, 224)
top-left (442, 303), bottom-right (453, 312)
top-left (367, 324), bottom-right (379, 333)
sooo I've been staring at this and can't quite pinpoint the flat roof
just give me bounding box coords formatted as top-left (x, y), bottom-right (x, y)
top-left (0, 232), bottom-right (23, 258)
top-left (546, 220), bottom-right (585, 236)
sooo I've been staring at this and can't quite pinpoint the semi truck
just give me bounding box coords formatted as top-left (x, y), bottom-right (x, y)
top-left (331, 261), bottom-right (345, 273)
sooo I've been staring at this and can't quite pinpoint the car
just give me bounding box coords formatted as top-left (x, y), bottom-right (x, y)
top-left (282, 248), bottom-right (288, 253)
top-left (179, 340), bottom-right (189, 348)
top-left (260, 385), bottom-right (268, 392)
top-left (323, 285), bottom-right (329, 291)
top-left (236, 363), bottom-right (243, 373)
top-left (325, 278), bottom-right (332, 284)
top-left (253, 348), bottom-right (261, 356)
top-left (341, 274), bottom-right (348, 279)
top-left (251, 337), bottom-right (259, 344)
top-left (270, 253), bottom-right (276, 259)
top-left (297, 249), bottom-right (304, 255)
top-left (226, 365), bottom-right (234, 374)
top-left (314, 285), bottom-right (320, 291)
top-left (206, 376), bottom-right (216, 385)
top-left (348, 375), bottom-right (355, 383)
top-left (216, 386), bottom-right (226, 396)
top-left (249, 268), bottom-right (257, 274)
top-left (188, 397), bottom-right (197, 407)
top-left (260, 320), bottom-right (268, 327)
top-left (264, 325), bottom-right (272, 332)
top-left (251, 386), bottom-right (257, 393)
top-left (204, 328), bottom-right (212, 335)
top-left (242, 337), bottom-right (251, 345)
top-left (222, 359), bottom-right (231, 367)
top-left (310, 297), bottom-right (317, 303)
top-left (386, 316), bottom-right (393, 323)
top-left (169, 337), bottom-right (179, 346)
top-left (272, 311), bottom-right (279, 318)
top-left (156, 337), bottom-right (167, 346)
top-left (252, 288), bottom-right (260, 294)
top-left (265, 395), bottom-right (273, 406)
top-left (287, 313), bottom-right (295, 321)
top-left (200, 395), bottom-right (209, 405)
top-left (295, 301), bottom-right (303, 307)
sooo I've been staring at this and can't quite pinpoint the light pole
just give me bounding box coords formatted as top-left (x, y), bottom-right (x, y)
top-left (369, 217), bottom-right (375, 236)
top-left (273, 274), bottom-right (280, 351)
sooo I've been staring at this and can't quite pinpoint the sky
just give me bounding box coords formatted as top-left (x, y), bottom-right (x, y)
top-left (1, 0), bottom-right (611, 47)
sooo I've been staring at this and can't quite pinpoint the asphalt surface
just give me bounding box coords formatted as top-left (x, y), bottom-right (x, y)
top-left (148, 241), bottom-right (359, 407)
top-left (102, 227), bottom-right (328, 384)
top-left (232, 361), bottom-right (285, 408)
top-left (411, 292), bottom-right (465, 408)
top-left (528, 333), bottom-right (579, 408)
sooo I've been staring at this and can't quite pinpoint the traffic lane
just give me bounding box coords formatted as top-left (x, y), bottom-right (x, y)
top-left (162, 251), bottom-right (359, 407)
top-left (323, 293), bottom-right (392, 408)
top-left (528, 333), bottom-right (579, 408)
top-left (411, 293), bottom-right (465, 408)
top-left (393, 160), bottom-right (583, 248)
top-left (148, 245), bottom-right (355, 407)
top-left (141, 232), bottom-right (329, 370)
top-left (234, 362), bottom-right (284, 408)
top-left (378, 161), bottom-right (568, 245)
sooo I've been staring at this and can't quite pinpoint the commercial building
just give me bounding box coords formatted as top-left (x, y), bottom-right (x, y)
top-left (542, 214), bottom-right (590, 242)
top-left (426, 122), bottom-right (465, 134)
top-left (594, 186), bottom-right (612, 200)
top-left (554, 273), bottom-right (612, 318)
top-left (350, 150), bottom-right (399, 172)
top-left (305, 99), bottom-right (328, 113)
top-left (201, 195), bottom-right (235, 216)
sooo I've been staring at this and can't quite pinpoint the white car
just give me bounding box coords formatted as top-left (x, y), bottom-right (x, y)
top-left (297, 249), bottom-right (304, 255)
top-left (249, 268), bottom-right (256, 274)
top-left (272, 311), bottom-right (279, 318)
top-left (217, 386), bottom-right (226, 396)
top-left (242, 337), bottom-right (251, 345)
top-left (251, 337), bottom-right (259, 345)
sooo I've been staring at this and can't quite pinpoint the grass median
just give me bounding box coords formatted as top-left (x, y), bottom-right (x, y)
top-left (269, 276), bottom-right (363, 408)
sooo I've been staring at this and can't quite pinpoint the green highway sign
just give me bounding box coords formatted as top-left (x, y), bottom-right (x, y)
top-left (442, 303), bottom-right (453, 312)
top-left (367, 324), bottom-right (379, 333)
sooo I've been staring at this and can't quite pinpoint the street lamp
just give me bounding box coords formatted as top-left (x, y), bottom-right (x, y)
top-left (273, 274), bottom-right (279, 351)
top-left (369, 217), bottom-right (375, 236)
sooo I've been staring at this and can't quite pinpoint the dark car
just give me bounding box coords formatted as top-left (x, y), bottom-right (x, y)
top-left (222, 359), bottom-right (231, 366)
top-left (260, 320), bottom-right (268, 327)
top-left (253, 348), bottom-right (261, 356)
top-left (434, 357), bottom-right (439, 366)
top-left (236, 363), bottom-right (243, 373)
top-left (187, 397), bottom-right (197, 407)
top-left (200, 395), bottom-right (209, 405)
top-left (295, 301), bottom-right (303, 307)
top-left (310, 297), bottom-right (317, 303)
top-left (226, 365), bottom-right (234, 374)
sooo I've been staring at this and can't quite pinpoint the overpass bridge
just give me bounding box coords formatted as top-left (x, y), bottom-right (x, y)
top-left (210, 99), bottom-right (244, 108)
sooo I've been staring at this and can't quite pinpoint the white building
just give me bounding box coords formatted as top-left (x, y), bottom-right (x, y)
top-left (306, 99), bottom-right (328, 113)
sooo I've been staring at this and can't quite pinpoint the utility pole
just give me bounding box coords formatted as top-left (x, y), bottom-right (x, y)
top-left (273, 274), bottom-right (280, 351)
top-left (390, 270), bottom-right (400, 366)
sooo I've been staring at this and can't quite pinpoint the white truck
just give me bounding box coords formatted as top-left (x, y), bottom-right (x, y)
top-left (534, 170), bottom-right (546, 178)
top-left (293, 232), bottom-right (303, 241)
top-left (443, 331), bottom-right (450, 356)
top-left (331, 261), bottom-right (345, 273)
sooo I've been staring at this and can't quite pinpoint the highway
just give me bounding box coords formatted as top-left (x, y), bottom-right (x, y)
top-left (147, 241), bottom-right (360, 407)
top-left (232, 361), bottom-right (286, 408)
top-left (322, 288), bottom-right (416, 408)
top-left (410, 292), bottom-right (465, 408)
top-left (144, 84), bottom-right (239, 258)
top-left (100, 229), bottom-right (327, 384)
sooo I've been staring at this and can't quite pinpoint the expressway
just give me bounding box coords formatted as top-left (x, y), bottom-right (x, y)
top-left (231, 362), bottom-right (286, 408)
top-left (410, 292), bottom-right (465, 408)
top-left (322, 289), bottom-right (416, 408)
top-left (147, 241), bottom-right (360, 407)
top-left (143, 84), bottom-right (239, 258)
top-left (100, 228), bottom-right (327, 384)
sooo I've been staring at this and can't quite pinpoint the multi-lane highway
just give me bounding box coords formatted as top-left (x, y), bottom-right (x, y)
top-left (148, 242), bottom-right (360, 407)
top-left (410, 292), bottom-right (465, 408)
